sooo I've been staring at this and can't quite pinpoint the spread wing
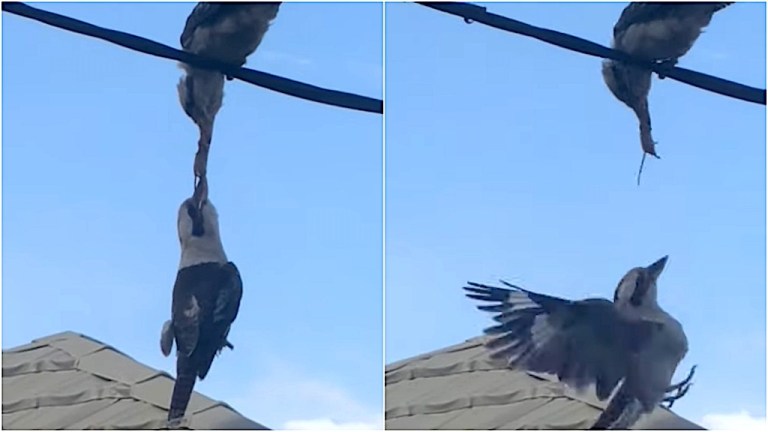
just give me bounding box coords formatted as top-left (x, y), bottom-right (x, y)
top-left (614, 2), bottom-right (732, 39)
top-left (464, 281), bottom-right (659, 400)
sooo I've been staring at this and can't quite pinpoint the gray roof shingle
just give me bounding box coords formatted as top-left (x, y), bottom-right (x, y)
top-left (2, 331), bottom-right (268, 430)
top-left (386, 336), bottom-right (703, 430)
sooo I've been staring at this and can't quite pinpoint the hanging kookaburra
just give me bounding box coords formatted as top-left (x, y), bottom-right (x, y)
top-left (464, 256), bottom-right (695, 430)
top-left (160, 196), bottom-right (243, 424)
top-left (177, 1), bottom-right (281, 179)
top-left (602, 2), bottom-right (732, 159)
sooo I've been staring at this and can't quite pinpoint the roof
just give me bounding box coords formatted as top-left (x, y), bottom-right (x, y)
top-left (385, 336), bottom-right (704, 430)
top-left (2, 331), bottom-right (268, 430)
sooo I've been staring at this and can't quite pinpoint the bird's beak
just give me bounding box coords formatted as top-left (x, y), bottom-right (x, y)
top-left (647, 255), bottom-right (669, 281)
top-left (193, 175), bottom-right (208, 211)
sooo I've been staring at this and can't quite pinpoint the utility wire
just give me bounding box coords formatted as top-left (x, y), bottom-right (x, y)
top-left (419, 1), bottom-right (766, 106)
top-left (2, 1), bottom-right (383, 115)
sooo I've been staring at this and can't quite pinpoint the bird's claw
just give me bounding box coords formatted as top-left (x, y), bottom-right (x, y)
top-left (662, 365), bottom-right (697, 409)
top-left (662, 382), bottom-right (692, 409)
top-left (668, 365), bottom-right (697, 392)
top-left (655, 59), bottom-right (678, 80)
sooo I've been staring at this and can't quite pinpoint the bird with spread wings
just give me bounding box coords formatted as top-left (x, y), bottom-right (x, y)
top-left (465, 256), bottom-right (695, 429)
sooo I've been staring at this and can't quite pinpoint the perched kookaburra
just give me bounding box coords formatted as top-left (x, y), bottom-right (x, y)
top-left (602, 2), bottom-right (732, 158)
top-left (160, 197), bottom-right (243, 423)
top-left (177, 1), bottom-right (281, 177)
top-left (465, 256), bottom-right (694, 430)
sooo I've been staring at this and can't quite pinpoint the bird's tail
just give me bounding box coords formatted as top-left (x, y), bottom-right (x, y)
top-left (168, 355), bottom-right (197, 422)
top-left (590, 383), bottom-right (643, 430)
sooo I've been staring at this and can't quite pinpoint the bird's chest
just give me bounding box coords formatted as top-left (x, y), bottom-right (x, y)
top-left (646, 318), bottom-right (689, 362)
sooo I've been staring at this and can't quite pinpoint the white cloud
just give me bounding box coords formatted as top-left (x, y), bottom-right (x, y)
top-left (701, 411), bottom-right (767, 430)
top-left (225, 361), bottom-right (380, 430)
top-left (283, 417), bottom-right (383, 430)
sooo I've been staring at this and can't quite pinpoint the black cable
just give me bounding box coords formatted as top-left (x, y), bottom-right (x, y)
top-left (419, 1), bottom-right (766, 106)
top-left (2, 1), bottom-right (384, 114)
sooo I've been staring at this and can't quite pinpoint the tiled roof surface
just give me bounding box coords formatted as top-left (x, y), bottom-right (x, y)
top-left (2, 331), bottom-right (268, 430)
top-left (386, 336), bottom-right (703, 430)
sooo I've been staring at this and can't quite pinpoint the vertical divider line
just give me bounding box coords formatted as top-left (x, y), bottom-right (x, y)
top-left (380, 0), bottom-right (387, 428)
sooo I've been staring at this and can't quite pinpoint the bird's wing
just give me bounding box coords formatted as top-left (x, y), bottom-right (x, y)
top-left (160, 320), bottom-right (175, 357)
top-left (180, 2), bottom-right (244, 49)
top-left (181, 3), bottom-right (219, 49)
top-left (465, 281), bottom-right (660, 400)
top-left (171, 272), bottom-right (202, 357)
top-left (214, 262), bottom-right (243, 326)
top-left (613, 2), bottom-right (732, 39)
top-left (195, 262), bottom-right (243, 380)
top-left (180, 2), bottom-right (281, 50)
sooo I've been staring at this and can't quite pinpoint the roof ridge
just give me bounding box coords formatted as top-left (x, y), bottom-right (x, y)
top-left (385, 336), bottom-right (486, 372)
top-left (3, 332), bottom-right (269, 430)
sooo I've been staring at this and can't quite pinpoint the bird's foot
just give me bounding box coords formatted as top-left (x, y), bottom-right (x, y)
top-left (225, 74), bottom-right (234, 81)
top-left (662, 365), bottom-right (697, 409)
top-left (655, 59), bottom-right (678, 80)
top-left (667, 365), bottom-right (697, 393)
top-left (662, 383), bottom-right (692, 409)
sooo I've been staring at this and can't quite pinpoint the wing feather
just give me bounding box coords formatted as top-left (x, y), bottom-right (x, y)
top-left (171, 288), bottom-right (200, 357)
top-left (181, 3), bottom-right (224, 49)
top-left (614, 2), bottom-right (732, 38)
top-left (464, 281), bottom-right (658, 400)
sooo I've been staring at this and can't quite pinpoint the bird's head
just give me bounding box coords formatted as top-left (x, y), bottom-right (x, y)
top-left (177, 196), bottom-right (227, 268)
top-left (177, 197), bottom-right (221, 242)
top-left (613, 255), bottom-right (668, 308)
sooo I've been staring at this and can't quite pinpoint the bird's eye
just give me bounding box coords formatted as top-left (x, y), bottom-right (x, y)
top-left (629, 274), bottom-right (646, 307)
top-left (186, 202), bottom-right (206, 237)
top-left (613, 277), bottom-right (626, 302)
top-left (186, 203), bottom-right (198, 219)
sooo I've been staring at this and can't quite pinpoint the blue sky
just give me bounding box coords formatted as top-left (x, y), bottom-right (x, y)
top-left (2, 2), bottom-right (382, 429)
top-left (385, 1), bottom-right (766, 428)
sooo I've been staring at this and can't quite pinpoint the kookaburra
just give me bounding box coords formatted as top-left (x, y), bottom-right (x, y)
top-left (160, 196), bottom-right (243, 423)
top-left (177, 1), bottom-right (281, 177)
top-left (602, 2), bottom-right (732, 158)
top-left (465, 256), bottom-right (694, 430)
